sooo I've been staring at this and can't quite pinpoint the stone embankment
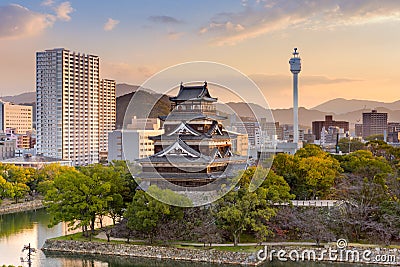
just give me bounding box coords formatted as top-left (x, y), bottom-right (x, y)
top-left (0, 199), bottom-right (44, 215)
top-left (42, 239), bottom-right (261, 265)
top-left (42, 239), bottom-right (400, 266)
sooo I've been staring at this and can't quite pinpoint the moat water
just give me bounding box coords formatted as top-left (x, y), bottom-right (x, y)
top-left (0, 209), bottom-right (384, 267)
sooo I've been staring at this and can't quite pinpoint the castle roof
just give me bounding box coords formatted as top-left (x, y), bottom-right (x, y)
top-left (169, 82), bottom-right (217, 102)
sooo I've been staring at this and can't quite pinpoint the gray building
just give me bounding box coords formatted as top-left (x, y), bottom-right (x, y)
top-left (362, 110), bottom-right (388, 139)
top-left (0, 134), bottom-right (16, 160)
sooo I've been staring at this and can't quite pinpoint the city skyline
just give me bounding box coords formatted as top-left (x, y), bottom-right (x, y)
top-left (1, 0), bottom-right (400, 109)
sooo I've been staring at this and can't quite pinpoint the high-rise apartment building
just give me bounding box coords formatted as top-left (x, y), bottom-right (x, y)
top-left (99, 79), bottom-right (116, 161)
top-left (0, 101), bottom-right (32, 134)
top-left (362, 110), bottom-right (388, 139)
top-left (36, 48), bottom-right (114, 165)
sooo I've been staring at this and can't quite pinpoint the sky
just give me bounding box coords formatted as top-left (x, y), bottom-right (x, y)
top-left (0, 0), bottom-right (400, 109)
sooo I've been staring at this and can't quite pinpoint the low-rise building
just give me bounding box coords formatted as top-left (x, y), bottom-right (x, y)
top-left (1, 154), bottom-right (72, 168)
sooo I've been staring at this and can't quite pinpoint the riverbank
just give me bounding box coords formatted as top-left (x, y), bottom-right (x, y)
top-left (42, 239), bottom-right (261, 266)
top-left (42, 239), bottom-right (400, 266)
top-left (0, 199), bottom-right (44, 215)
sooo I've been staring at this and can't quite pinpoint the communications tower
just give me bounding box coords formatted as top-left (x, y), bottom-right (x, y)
top-left (289, 48), bottom-right (301, 144)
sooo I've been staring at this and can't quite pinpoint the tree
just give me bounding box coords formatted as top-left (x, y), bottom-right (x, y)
top-left (365, 134), bottom-right (384, 141)
top-left (10, 182), bottom-right (30, 203)
top-left (35, 164), bottom-right (74, 194)
top-left (339, 150), bottom-right (393, 179)
top-left (338, 138), bottom-right (365, 153)
top-left (270, 206), bottom-right (335, 245)
top-left (273, 144), bottom-right (342, 199)
top-left (214, 167), bottom-right (293, 246)
top-left (298, 156), bottom-right (342, 199)
top-left (0, 176), bottom-right (13, 201)
top-left (124, 185), bottom-right (191, 244)
top-left (44, 168), bottom-right (113, 238)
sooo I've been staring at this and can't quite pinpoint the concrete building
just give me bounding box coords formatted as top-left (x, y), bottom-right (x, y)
top-left (36, 48), bottom-right (114, 165)
top-left (0, 133), bottom-right (15, 160)
top-left (99, 79), bottom-right (116, 161)
top-left (5, 128), bottom-right (36, 149)
top-left (355, 123), bottom-right (363, 137)
top-left (108, 117), bottom-right (164, 162)
top-left (224, 130), bottom-right (248, 156)
top-left (0, 101), bottom-right (32, 134)
top-left (281, 124), bottom-right (304, 142)
top-left (362, 110), bottom-right (388, 139)
top-left (260, 120), bottom-right (284, 140)
top-left (1, 155), bottom-right (72, 168)
top-left (231, 118), bottom-right (261, 147)
top-left (312, 115), bottom-right (349, 140)
top-left (388, 122), bottom-right (400, 143)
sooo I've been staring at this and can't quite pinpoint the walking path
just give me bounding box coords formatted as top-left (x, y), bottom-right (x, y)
top-left (95, 232), bottom-right (317, 247)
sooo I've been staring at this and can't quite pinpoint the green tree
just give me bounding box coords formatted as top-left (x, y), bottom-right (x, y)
top-left (273, 144), bottom-right (342, 199)
top-left (365, 134), bottom-right (384, 141)
top-left (10, 182), bottom-right (30, 203)
top-left (44, 168), bottom-right (113, 238)
top-left (340, 150), bottom-right (393, 179)
top-left (298, 156), bottom-right (342, 199)
top-left (0, 176), bottom-right (13, 201)
top-left (215, 167), bottom-right (293, 245)
top-left (338, 138), bottom-right (365, 153)
top-left (124, 185), bottom-right (191, 243)
top-left (35, 164), bottom-right (74, 194)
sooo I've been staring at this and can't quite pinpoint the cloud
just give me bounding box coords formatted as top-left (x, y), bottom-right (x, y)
top-left (250, 73), bottom-right (363, 108)
top-left (41, 0), bottom-right (54, 6)
top-left (0, 4), bottom-right (55, 40)
top-left (0, 2), bottom-right (76, 40)
top-left (200, 0), bottom-right (400, 45)
top-left (250, 74), bottom-right (361, 88)
top-left (104, 18), bottom-right (120, 31)
top-left (167, 31), bottom-right (184, 40)
top-left (148, 15), bottom-right (182, 24)
top-left (54, 1), bottom-right (74, 21)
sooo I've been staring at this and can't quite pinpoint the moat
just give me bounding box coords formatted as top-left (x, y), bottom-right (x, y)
top-left (0, 209), bottom-right (386, 267)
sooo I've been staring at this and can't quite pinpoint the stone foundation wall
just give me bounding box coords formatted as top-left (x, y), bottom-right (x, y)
top-left (0, 199), bottom-right (44, 215)
top-left (42, 240), bottom-right (260, 266)
top-left (42, 240), bottom-right (400, 266)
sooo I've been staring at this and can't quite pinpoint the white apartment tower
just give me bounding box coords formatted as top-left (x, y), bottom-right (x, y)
top-left (36, 48), bottom-right (114, 165)
top-left (99, 79), bottom-right (116, 159)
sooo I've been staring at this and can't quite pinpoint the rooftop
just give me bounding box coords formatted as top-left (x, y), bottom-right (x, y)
top-left (169, 82), bottom-right (217, 102)
top-left (1, 155), bottom-right (71, 164)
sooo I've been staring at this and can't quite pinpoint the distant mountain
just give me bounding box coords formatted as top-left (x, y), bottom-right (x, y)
top-left (116, 90), bottom-right (170, 128)
top-left (3, 87), bottom-right (400, 131)
top-left (1, 92), bottom-right (35, 104)
top-left (0, 83), bottom-right (141, 104)
top-left (116, 83), bottom-right (140, 97)
top-left (312, 98), bottom-right (400, 114)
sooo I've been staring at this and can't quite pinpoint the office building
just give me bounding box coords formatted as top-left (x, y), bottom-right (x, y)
top-left (108, 118), bottom-right (164, 162)
top-left (0, 101), bottom-right (32, 134)
top-left (312, 115), bottom-right (349, 140)
top-left (355, 124), bottom-right (363, 137)
top-left (36, 48), bottom-right (112, 165)
top-left (362, 110), bottom-right (387, 139)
